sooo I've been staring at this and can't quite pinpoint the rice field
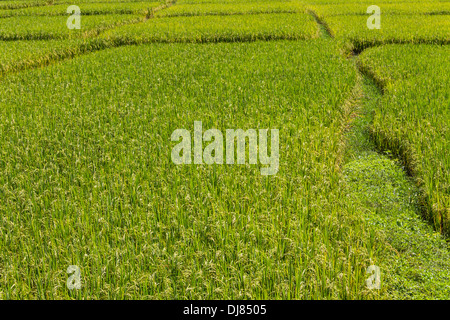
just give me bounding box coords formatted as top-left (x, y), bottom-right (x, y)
top-left (0, 1), bottom-right (47, 10)
top-left (155, 2), bottom-right (305, 17)
top-left (0, 40), bottom-right (378, 299)
top-left (0, 2), bottom-right (162, 17)
top-left (308, 2), bottom-right (450, 17)
top-left (0, 15), bottom-right (145, 40)
top-left (100, 13), bottom-right (318, 44)
top-left (307, 1), bottom-right (450, 52)
top-left (0, 0), bottom-right (448, 300)
top-left (0, 39), bottom-right (112, 75)
top-left (358, 44), bottom-right (450, 235)
top-left (321, 15), bottom-right (450, 52)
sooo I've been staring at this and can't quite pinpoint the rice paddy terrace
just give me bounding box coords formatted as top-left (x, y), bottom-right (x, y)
top-left (0, 0), bottom-right (448, 299)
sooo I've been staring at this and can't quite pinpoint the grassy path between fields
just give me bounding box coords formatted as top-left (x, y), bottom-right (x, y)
top-left (309, 13), bottom-right (450, 298)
